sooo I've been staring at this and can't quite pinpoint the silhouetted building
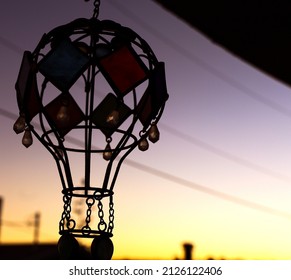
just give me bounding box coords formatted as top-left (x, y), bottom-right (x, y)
top-left (0, 243), bottom-right (90, 260)
top-left (183, 243), bottom-right (194, 260)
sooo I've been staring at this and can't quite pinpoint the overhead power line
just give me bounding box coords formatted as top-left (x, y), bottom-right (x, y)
top-left (2, 107), bottom-right (291, 221)
top-left (0, 35), bottom-right (23, 55)
top-left (2, 106), bottom-right (291, 183)
top-left (1, 6), bottom-right (291, 120)
top-left (159, 123), bottom-right (291, 183)
top-left (1, 9), bottom-right (291, 220)
top-left (108, 0), bottom-right (291, 119)
top-left (125, 158), bottom-right (291, 221)
top-left (1, 6), bottom-right (288, 184)
top-left (0, 6), bottom-right (290, 186)
top-left (1, 12), bottom-right (291, 184)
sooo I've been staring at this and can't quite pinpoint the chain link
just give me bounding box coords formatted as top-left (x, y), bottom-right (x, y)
top-left (59, 191), bottom-right (114, 236)
top-left (93, 0), bottom-right (101, 18)
top-left (108, 196), bottom-right (114, 233)
top-left (59, 194), bottom-right (76, 232)
top-left (97, 199), bottom-right (107, 231)
top-left (84, 0), bottom-right (100, 18)
top-left (82, 197), bottom-right (94, 235)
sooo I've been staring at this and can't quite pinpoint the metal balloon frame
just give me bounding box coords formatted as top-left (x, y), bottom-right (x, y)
top-left (13, 4), bottom-right (168, 259)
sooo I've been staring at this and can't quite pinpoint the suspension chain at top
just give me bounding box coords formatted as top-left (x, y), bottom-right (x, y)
top-left (84, 0), bottom-right (101, 18)
top-left (93, 0), bottom-right (101, 18)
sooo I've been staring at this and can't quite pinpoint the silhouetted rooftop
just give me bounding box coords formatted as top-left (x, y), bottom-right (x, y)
top-left (154, 0), bottom-right (291, 87)
top-left (0, 243), bottom-right (90, 260)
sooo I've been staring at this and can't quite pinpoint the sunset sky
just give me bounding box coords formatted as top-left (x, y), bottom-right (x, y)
top-left (1, 0), bottom-right (291, 260)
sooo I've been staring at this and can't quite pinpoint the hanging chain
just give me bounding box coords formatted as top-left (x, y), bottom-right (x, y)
top-left (60, 191), bottom-right (113, 236)
top-left (93, 0), bottom-right (101, 18)
top-left (84, 0), bottom-right (100, 18)
top-left (108, 195), bottom-right (114, 233)
top-left (97, 199), bottom-right (107, 231)
top-left (82, 197), bottom-right (94, 235)
top-left (59, 194), bottom-right (76, 232)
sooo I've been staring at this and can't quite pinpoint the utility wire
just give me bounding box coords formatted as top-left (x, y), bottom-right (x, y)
top-left (0, 15), bottom-right (290, 184)
top-left (1, 17), bottom-right (291, 184)
top-left (2, 27), bottom-right (288, 185)
top-left (159, 123), bottom-right (291, 183)
top-left (1, 7), bottom-right (291, 120)
top-left (0, 35), bottom-right (23, 55)
top-left (1, 5), bottom-right (291, 119)
top-left (125, 158), bottom-right (291, 221)
top-left (1, 11), bottom-right (291, 220)
top-left (3, 106), bottom-right (291, 183)
top-left (2, 220), bottom-right (26, 227)
top-left (108, 0), bottom-right (291, 119)
top-left (2, 107), bottom-right (291, 221)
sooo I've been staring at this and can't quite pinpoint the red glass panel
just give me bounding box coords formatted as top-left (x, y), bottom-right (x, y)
top-left (98, 45), bottom-right (148, 96)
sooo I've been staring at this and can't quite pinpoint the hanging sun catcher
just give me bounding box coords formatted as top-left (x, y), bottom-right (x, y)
top-left (13, 0), bottom-right (168, 259)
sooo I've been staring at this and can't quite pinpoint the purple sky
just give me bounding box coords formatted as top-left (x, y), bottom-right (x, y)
top-left (1, 0), bottom-right (291, 260)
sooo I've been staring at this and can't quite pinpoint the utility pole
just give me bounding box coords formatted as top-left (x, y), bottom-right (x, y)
top-left (183, 242), bottom-right (194, 260)
top-left (0, 197), bottom-right (2, 243)
top-left (34, 212), bottom-right (40, 245)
